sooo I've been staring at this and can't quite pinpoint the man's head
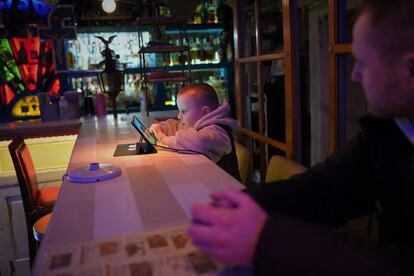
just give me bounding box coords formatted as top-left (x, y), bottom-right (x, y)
top-left (351, 0), bottom-right (414, 119)
top-left (176, 83), bottom-right (219, 128)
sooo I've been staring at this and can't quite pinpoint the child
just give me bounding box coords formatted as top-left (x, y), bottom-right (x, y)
top-left (150, 83), bottom-right (241, 181)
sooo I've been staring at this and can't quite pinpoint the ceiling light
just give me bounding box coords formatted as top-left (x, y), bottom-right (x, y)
top-left (102, 0), bottom-right (116, 14)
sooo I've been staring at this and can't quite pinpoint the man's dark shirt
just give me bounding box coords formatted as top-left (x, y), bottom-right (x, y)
top-left (249, 116), bottom-right (414, 275)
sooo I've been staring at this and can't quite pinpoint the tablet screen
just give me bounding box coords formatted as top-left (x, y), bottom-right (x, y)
top-left (131, 116), bottom-right (157, 145)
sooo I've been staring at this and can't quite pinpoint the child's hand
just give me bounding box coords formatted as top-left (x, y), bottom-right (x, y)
top-left (150, 123), bottom-right (166, 141)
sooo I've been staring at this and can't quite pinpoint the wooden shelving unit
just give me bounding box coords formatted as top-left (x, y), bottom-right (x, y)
top-left (136, 16), bottom-right (192, 114)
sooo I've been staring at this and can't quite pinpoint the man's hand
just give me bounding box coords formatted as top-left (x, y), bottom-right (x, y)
top-left (187, 188), bottom-right (268, 266)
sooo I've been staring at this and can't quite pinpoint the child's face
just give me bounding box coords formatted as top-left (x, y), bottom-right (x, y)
top-left (177, 93), bottom-right (206, 128)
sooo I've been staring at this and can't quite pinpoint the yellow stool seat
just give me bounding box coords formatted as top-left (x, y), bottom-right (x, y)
top-left (33, 213), bottom-right (52, 241)
top-left (235, 142), bottom-right (251, 186)
top-left (266, 155), bottom-right (307, 183)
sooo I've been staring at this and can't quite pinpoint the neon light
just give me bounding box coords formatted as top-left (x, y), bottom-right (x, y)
top-left (0, 0), bottom-right (52, 16)
top-left (4, 84), bottom-right (16, 105)
top-left (12, 95), bottom-right (41, 117)
top-left (32, 0), bottom-right (52, 16)
top-left (0, 0), bottom-right (12, 10)
top-left (17, 0), bottom-right (29, 10)
top-left (49, 78), bottom-right (60, 95)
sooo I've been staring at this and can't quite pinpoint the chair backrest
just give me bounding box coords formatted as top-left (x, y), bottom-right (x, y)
top-left (8, 137), bottom-right (39, 213)
top-left (235, 142), bottom-right (251, 186)
top-left (265, 155), bottom-right (307, 183)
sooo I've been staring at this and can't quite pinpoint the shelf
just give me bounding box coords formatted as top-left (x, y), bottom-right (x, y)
top-left (136, 16), bottom-right (190, 26)
top-left (137, 16), bottom-right (192, 89)
top-left (145, 76), bottom-right (189, 83)
top-left (124, 62), bottom-right (229, 74)
top-left (139, 45), bottom-right (189, 53)
top-left (165, 23), bottom-right (223, 34)
top-left (80, 16), bottom-right (132, 21)
top-left (144, 72), bottom-right (189, 83)
top-left (59, 70), bottom-right (101, 78)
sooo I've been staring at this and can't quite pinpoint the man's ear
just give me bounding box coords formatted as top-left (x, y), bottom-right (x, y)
top-left (202, 105), bottom-right (211, 115)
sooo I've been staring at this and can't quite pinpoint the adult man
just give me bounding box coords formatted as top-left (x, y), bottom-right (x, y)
top-left (188, 0), bottom-right (414, 274)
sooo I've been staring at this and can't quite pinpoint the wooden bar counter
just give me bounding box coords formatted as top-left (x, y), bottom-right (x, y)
top-left (32, 114), bottom-right (243, 275)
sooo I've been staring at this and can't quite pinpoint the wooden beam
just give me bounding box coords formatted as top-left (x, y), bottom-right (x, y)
top-left (281, 0), bottom-right (298, 160)
top-left (238, 52), bottom-right (285, 63)
top-left (328, 0), bottom-right (339, 153)
top-left (232, 0), bottom-right (244, 130)
top-left (238, 127), bottom-right (287, 151)
top-left (258, 52), bottom-right (285, 61)
top-left (254, 0), bottom-right (267, 179)
top-left (334, 43), bottom-right (352, 54)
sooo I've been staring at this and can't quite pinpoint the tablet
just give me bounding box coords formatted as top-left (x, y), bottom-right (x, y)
top-left (131, 116), bottom-right (158, 144)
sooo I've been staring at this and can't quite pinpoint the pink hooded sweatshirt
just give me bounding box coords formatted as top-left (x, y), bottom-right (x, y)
top-left (158, 102), bottom-right (237, 162)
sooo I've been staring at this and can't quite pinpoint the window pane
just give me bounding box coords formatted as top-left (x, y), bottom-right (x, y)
top-left (263, 59), bottom-right (285, 143)
top-left (297, 0), bottom-right (329, 165)
top-left (339, 54), bottom-right (367, 143)
top-left (259, 0), bottom-right (284, 54)
top-left (240, 0), bottom-right (257, 57)
top-left (241, 62), bottom-right (259, 132)
top-left (262, 59), bottom-right (286, 158)
top-left (338, 0), bottom-right (364, 43)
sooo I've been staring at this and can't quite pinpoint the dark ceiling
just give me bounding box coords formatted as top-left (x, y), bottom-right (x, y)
top-left (0, 0), bottom-right (211, 24)
top-left (0, 0), bottom-right (232, 36)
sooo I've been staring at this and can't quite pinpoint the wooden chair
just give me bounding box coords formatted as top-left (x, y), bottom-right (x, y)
top-left (8, 137), bottom-right (60, 264)
top-left (265, 155), bottom-right (307, 183)
top-left (235, 142), bottom-right (251, 186)
top-left (265, 155), bottom-right (377, 240)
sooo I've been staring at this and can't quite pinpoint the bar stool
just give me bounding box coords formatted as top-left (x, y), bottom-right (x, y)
top-left (265, 155), bottom-right (307, 183)
top-left (33, 213), bottom-right (52, 242)
top-left (235, 141), bottom-right (251, 186)
top-left (8, 137), bottom-right (60, 265)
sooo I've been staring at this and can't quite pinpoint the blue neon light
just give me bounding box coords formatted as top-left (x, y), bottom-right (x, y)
top-left (0, 0), bottom-right (12, 10)
top-left (17, 0), bottom-right (29, 10)
top-left (0, 0), bottom-right (52, 16)
top-left (32, 0), bottom-right (52, 15)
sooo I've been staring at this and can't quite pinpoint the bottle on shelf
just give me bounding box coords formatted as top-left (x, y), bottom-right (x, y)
top-left (219, 31), bottom-right (227, 62)
top-left (18, 42), bottom-right (28, 64)
top-left (158, 0), bottom-right (170, 17)
top-left (208, 0), bottom-right (218, 24)
top-left (30, 39), bottom-right (38, 59)
top-left (26, 67), bottom-right (36, 89)
top-left (193, 5), bottom-right (201, 24)
top-left (199, 38), bottom-right (206, 63)
top-left (151, 2), bottom-right (159, 17)
top-left (199, 0), bottom-right (208, 24)
top-left (169, 38), bottom-right (181, 66)
top-left (191, 38), bottom-right (200, 64)
top-left (203, 37), bottom-right (213, 62)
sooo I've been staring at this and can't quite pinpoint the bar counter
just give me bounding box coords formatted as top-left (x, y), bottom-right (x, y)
top-left (32, 114), bottom-right (243, 275)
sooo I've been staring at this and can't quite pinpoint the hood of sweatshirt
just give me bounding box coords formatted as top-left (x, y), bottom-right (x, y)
top-left (194, 102), bottom-right (237, 131)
